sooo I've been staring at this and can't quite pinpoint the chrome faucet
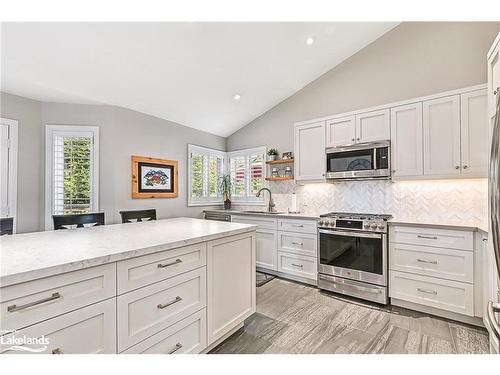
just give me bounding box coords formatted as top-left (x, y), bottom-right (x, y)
top-left (256, 188), bottom-right (275, 213)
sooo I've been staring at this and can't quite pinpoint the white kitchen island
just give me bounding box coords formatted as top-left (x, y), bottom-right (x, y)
top-left (0, 218), bottom-right (256, 354)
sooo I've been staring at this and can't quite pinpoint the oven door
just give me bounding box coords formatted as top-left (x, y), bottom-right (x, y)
top-left (318, 228), bottom-right (387, 286)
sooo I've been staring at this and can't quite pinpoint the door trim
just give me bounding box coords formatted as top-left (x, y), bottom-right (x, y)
top-left (0, 117), bottom-right (18, 233)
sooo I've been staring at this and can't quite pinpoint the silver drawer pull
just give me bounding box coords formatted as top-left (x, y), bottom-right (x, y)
top-left (157, 296), bottom-right (182, 309)
top-left (7, 292), bottom-right (61, 312)
top-left (292, 224), bottom-right (304, 228)
top-left (417, 288), bottom-right (437, 295)
top-left (417, 235), bottom-right (438, 240)
top-left (292, 242), bottom-right (304, 246)
top-left (291, 263), bottom-right (303, 268)
top-left (168, 342), bottom-right (183, 354)
top-left (158, 259), bottom-right (182, 268)
top-left (52, 348), bottom-right (62, 354)
top-left (417, 258), bottom-right (438, 264)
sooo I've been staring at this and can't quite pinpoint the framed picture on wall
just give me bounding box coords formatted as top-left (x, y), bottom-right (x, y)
top-left (131, 155), bottom-right (178, 198)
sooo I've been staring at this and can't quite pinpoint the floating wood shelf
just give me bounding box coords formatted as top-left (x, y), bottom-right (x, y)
top-left (266, 158), bottom-right (294, 165)
top-left (265, 176), bottom-right (294, 181)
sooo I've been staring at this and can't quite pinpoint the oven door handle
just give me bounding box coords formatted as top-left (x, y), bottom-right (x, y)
top-left (318, 228), bottom-right (383, 239)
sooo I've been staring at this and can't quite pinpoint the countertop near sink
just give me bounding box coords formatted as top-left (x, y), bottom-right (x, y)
top-left (203, 209), bottom-right (320, 221)
top-left (0, 217), bottom-right (257, 287)
top-left (204, 209), bottom-right (488, 233)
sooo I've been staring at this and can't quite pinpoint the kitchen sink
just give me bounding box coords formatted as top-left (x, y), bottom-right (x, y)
top-left (241, 210), bottom-right (284, 215)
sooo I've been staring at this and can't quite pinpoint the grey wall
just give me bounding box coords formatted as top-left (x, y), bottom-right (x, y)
top-left (227, 22), bottom-right (500, 153)
top-left (1, 93), bottom-right (226, 233)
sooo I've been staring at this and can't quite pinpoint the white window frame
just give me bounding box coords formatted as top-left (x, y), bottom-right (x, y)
top-left (187, 145), bottom-right (266, 206)
top-left (0, 117), bottom-right (18, 233)
top-left (45, 125), bottom-right (99, 230)
top-left (187, 144), bottom-right (226, 206)
top-left (227, 146), bottom-right (266, 204)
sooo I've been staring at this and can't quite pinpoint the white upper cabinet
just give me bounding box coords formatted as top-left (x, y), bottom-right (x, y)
top-left (355, 109), bottom-right (390, 143)
top-left (294, 121), bottom-right (325, 181)
top-left (325, 116), bottom-right (355, 147)
top-left (423, 95), bottom-right (461, 176)
top-left (390, 103), bottom-right (423, 178)
top-left (460, 89), bottom-right (488, 177)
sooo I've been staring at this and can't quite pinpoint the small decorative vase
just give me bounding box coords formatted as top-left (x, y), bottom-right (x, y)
top-left (224, 199), bottom-right (232, 210)
top-left (268, 155), bottom-right (277, 161)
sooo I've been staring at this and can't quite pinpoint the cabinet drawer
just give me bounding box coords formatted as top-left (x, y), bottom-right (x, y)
top-left (389, 243), bottom-right (473, 283)
top-left (389, 271), bottom-right (474, 316)
top-left (0, 299), bottom-right (116, 354)
top-left (390, 226), bottom-right (473, 251)
top-left (231, 215), bottom-right (277, 230)
top-left (278, 219), bottom-right (317, 234)
top-left (122, 309), bottom-right (206, 354)
top-left (1, 263), bottom-right (116, 332)
top-left (117, 242), bottom-right (206, 293)
top-left (117, 267), bottom-right (206, 352)
top-left (278, 231), bottom-right (317, 257)
top-left (277, 252), bottom-right (317, 281)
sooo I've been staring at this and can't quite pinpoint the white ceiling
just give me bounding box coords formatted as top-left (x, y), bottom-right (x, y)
top-left (1, 22), bottom-right (398, 137)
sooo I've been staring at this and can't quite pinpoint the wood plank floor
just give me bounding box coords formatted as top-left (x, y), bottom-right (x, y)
top-left (210, 278), bottom-right (489, 354)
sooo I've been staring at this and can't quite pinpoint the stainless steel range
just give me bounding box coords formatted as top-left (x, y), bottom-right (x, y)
top-left (317, 212), bottom-right (392, 304)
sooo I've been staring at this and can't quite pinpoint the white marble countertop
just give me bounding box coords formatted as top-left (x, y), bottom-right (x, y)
top-left (203, 209), bottom-right (320, 221)
top-left (0, 217), bottom-right (256, 287)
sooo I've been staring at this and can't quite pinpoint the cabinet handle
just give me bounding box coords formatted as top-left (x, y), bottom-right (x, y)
top-left (494, 87), bottom-right (499, 95)
top-left (417, 258), bottom-right (438, 265)
top-left (417, 235), bottom-right (438, 240)
top-left (292, 224), bottom-right (304, 228)
top-left (7, 292), bottom-right (61, 312)
top-left (52, 348), bottom-right (62, 354)
top-left (417, 288), bottom-right (437, 295)
top-left (158, 259), bottom-right (182, 268)
top-left (482, 238), bottom-right (488, 242)
top-left (356, 138), bottom-right (360, 141)
top-left (292, 242), bottom-right (304, 246)
top-left (463, 165), bottom-right (468, 169)
top-left (455, 166), bottom-right (460, 170)
top-left (157, 296), bottom-right (182, 309)
top-left (351, 138), bottom-right (355, 142)
top-left (291, 263), bottom-right (303, 268)
top-left (168, 342), bottom-right (183, 354)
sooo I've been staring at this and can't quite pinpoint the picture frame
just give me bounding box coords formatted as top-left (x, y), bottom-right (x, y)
top-left (282, 151), bottom-right (293, 160)
top-left (131, 155), bottom-right (178, 199)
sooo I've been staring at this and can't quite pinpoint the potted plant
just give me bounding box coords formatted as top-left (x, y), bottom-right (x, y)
top-left (267, 148), bottom-right (279, 161)
top-left (218, 173), bottom-right (233, 210)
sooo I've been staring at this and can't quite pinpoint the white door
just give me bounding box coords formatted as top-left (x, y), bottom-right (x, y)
top-left (255, 229), bottom-right (278, 271)
top-left (423, 95), bottom-right (461, 176)
top-left (460, 89), bottom-right (488, 177)
top-left (355, 109), bottom-right (390, 143)
top-left (294, 121), bottom-right (326, 181)
top-left (325, 116), bottom-right (355, 147)
top-left (390, 103), bottom-right (423, 178)
top-left (0, 118), bottom-right (18, 230)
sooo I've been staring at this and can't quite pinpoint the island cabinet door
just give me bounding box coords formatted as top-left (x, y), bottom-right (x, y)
top-left (206, 232), bottom-right (256, 345)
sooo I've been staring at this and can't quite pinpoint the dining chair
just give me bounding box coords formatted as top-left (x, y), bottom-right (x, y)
top-left (119, 209), bottom-right (157, 223)
top-left (52, 212), bottom-right (105, 230)
top-left (0, 217), bottom-right (14, 236)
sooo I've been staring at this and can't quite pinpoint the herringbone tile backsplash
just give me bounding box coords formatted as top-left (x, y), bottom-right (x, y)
top-left (268, 179), bottom-right (488, 223)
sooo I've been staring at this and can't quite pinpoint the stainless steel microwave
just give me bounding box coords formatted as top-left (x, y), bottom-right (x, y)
top-left (325, 140), bottom-right (391, 180)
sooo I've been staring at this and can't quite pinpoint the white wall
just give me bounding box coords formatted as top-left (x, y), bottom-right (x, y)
top-left (1, 93), bottom-right (226, 233)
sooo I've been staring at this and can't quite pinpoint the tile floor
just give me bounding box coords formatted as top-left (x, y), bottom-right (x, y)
top-left (210, 278), bottom-right (490, 354)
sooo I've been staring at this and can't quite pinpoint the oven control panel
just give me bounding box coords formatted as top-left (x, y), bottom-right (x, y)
top-left (318, 218), bottom-right (387, 233)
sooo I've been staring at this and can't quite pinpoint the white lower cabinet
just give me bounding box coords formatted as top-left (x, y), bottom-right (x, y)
top-left (0, 299), bottom-right (116, 354)
top-left (390, 271), bottom-right (474, 316)
top-left (117, 267), bottom-right (206, 352)
top-left (206, 232), bottom-right (256, 345)
top-left (277, 252), bottom-right (317, 281)
top-left (255, 229), bottom-right (278, 270)
top-left (122, 309), bottom-right (206, 354)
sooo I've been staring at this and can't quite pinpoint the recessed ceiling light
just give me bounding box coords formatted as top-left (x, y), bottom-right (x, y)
top-left (306, 37), bottom-right (315, 46)
top-left (233, 94), bottom-right (241, 100)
